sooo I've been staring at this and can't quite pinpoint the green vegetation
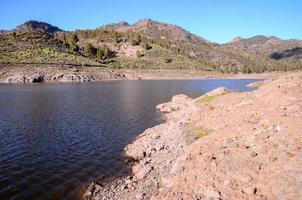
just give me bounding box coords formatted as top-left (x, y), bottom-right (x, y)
top-left (1, 20), bottom-right (301, 73)
top-left (0, 47), bottom-right (97, 65)
top-left (183, 127), bottom-right (214, 144)
top-left (0, 30), bottom-right (98, 65)
top-left (135, 50), bottom-right (142, 58)
top-left (196, 95), bottom-right (216, 104)
top-left (130, 34), bottom-right (142, 46)
top-left (191, 128), bottom-right (213, 139)
top-left (69, 33), bottom-right (79, 51)
top-left (142, 42), bottom-right (152, 50)
top-left (85, 43), bottom-right (97, 56)
top-left (97, 44), bottom-right (113, 60)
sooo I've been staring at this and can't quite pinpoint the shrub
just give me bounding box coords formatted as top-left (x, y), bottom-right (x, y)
top-left (130, 34), bottom-right (142, 46)
top-left (164, 58), bottom-right (173, 63)
top-left (136, 50), bottom-right (144, 58)
top-left (97, 44), bottom-right (113, 60)
top-left (191, 128), bottom-right (213, 139)
top-left (85, 43), bottom-right (97, 56)
top-left (142, 42), bottom-right (152, 50)
top-left (69, 33), bottom-right (79, 52)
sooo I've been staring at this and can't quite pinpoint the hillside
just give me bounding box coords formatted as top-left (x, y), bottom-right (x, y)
top-left (0, 19), bottom-right (302, 73)
top-left (0, 29), bottom-right (98, 66)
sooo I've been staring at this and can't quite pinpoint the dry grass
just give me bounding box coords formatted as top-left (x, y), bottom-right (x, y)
top-left (183, 127), bottom-right (214, 144)
top-left (196, 95), bottom-right (216, 104)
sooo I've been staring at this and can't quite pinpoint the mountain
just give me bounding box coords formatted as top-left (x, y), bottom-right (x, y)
top-left (14, 20), bottom-right (63, 34)
top-left (223, 35), bottom-right (302, 67)
top-left (1, 19), bottom-right (301, 73)
top-left (103, 19), bottom-right (211, 45)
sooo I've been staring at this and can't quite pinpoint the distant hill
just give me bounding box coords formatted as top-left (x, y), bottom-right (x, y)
top-left (225, 35), bottom-right (302, 54)
top-left (14, 20), bottom-right (63, 34)
top-left (0, 19), bottom-right (301, 73)
top-left (222, 35), bottom-right (302, 70)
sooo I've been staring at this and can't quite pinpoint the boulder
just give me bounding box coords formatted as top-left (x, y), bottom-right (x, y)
top-left (5, 74), bottom-right (25, 83)
top-left (203, 87), bottom-right (231, 97)
top-left (50, 73), bottom-right (93, 82)
top-left (5, 73), bottom-right (44, 83)
top-left (172, 94), bottom-right (191, 104)
top-left (156, 94), bottom-right (191, 114)
top-left (27, 73), bottom-right (44, 83)
top-left (156, 102), bottom-right (180, 113)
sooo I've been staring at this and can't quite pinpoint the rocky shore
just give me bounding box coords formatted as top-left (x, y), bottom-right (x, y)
top-left (0, 66), bottom-right (288, 84)
top-left (83, 72), bottom-right (302, 200)
top-left (0, 66), bottom-right (142, 83)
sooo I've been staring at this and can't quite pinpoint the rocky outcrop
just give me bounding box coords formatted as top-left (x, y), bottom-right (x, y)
top-left (156, 94), bottom-right (188, 113)
top-left (49, 72), bottom-right (93, 82)
top-left (5, 74), bottom-right (26, 83)
top-left (202, 87), bottom-right (230, 96)
top-left (5, 73), bottom-right (44, 83)
top-left (154, 74), bottom-right (302, 200)
top-left (2, 69), bottom-right (142, 84)
top-left (85, 73), bottom-right (302, 200)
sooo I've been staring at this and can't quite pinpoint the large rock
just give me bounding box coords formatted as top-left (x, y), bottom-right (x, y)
top-left (50, 73), bottom-right (93, 82)
top-left (26, 73), bottom-right (44, 83)
top-left (5, 73), bottom-right (44, 83)
top-left (203, 87), bottom-right (231, 96)
top-left (156, 102), bottom-right (180, 113)
top-left (5, 74), bottom-right (26, 83)
top-left (156, 94), bottom-right (191, 114)
top-left (172, 94), bottom-right (191, 104)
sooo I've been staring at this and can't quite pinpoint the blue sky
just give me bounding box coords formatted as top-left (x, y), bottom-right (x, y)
top-left (0, 0), bottom-right (301, 43)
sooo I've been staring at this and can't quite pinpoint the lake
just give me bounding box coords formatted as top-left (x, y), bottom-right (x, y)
top-left (0, 79), bottom-right (259, 200)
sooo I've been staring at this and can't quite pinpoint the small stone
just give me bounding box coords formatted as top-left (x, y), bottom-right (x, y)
top-left (136, 193), bottom-right (146, 199)
top-left (241, 186), bottom-right (254, 194)
top-left (275, 124), bottom-right (281, 132)
top-left (135, 166), bottom-right (152, 180)
top-left (223, 180), bottom-right (231, 186)
top-left (125, 179), bottom-right (132, 185)
top-left (251, 151), bottom-right (258, 157)
top-left (204, 188), bottom-right (221, 198)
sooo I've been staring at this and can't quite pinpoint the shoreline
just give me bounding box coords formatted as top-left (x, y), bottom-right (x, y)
top-left (0, 66), bottom-right (290, 84)
top-left (83, 72), bottom-right (302, 200)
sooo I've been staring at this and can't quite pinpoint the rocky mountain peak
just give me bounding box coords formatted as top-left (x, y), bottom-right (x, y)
top-left (230, 36), bottom-right (243, 43)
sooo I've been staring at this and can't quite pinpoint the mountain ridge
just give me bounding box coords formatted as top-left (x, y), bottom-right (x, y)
top-left (2, 19), bottom-right (301, 43)
top-left (1, 19), bottom-right (301, 73)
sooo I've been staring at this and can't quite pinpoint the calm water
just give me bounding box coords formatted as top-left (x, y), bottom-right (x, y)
top-left (0, 79), bottom-right (259, 200)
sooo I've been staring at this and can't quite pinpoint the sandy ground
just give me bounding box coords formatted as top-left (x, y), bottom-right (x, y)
top-left (83, 72), bottom-right (302, 200)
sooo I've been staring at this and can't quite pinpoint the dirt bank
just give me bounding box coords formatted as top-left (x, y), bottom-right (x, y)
top-left (83, 71), bottom-right (302, 200)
